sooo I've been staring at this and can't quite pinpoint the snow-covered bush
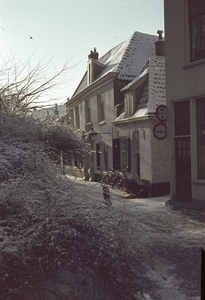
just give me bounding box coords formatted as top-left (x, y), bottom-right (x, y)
top-left (0, 111), bottom-right (140, 300)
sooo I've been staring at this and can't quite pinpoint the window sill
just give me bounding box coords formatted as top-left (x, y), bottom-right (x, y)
top-left (183, 58), bottom-right (205, 69)
top-left (98, 120), bottom-right (105, 125)
top-left (193, 179), bottom-right (205, 186)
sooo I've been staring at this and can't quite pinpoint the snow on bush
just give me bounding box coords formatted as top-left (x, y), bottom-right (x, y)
top-left (0, 111), bottom-right (140, 300)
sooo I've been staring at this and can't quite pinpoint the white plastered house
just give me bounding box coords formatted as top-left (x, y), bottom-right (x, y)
top-left (65, 31), bottom-right (170, 195)
top-left (112, 48), bottom-right (170, 196)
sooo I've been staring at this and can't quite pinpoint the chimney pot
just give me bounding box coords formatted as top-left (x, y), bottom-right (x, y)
top-left (155, 30), bottom-right (165, 56)
top-left (88, 48), bottom-right (99, 60)
top-left (157, 30), bottom-right (163, 40)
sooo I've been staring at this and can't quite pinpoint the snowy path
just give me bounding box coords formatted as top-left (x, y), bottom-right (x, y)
top-left (68, 176), bottom-right (205, 300)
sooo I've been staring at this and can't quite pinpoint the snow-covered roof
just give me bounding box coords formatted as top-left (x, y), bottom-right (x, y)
top-left (147, 55), bottom-right (166, 113)
top-left (121, 68), bottom-right (149, 92)
top-left (114, 55), bottom-right (166, 121)
top-left (72, 31), bottom-right (158, 97)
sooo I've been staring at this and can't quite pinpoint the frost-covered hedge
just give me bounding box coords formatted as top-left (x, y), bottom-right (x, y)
top-left (0, 111), bottom-right (140, 300)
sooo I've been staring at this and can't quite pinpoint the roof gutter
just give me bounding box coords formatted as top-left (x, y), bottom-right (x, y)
top-left (112, 114), bottom-right (157, 125)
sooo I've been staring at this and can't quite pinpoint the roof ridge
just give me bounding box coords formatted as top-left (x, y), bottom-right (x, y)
top-left (115, 31), bottom-right (140, 73)
top-left (140, 57), bottom-right (150, 74)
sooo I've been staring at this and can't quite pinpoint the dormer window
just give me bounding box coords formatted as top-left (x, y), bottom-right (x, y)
top-left (121, 69), bottom-right (148, 119)
top-left (87, 48), bottom-right (105, 84)
top-left (124, 91), bottom-right (133, 118)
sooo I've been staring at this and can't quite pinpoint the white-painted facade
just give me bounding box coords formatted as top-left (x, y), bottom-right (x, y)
top-left (66, 31), bottom-right (170, 195)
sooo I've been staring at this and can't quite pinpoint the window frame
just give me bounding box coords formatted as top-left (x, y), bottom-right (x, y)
top-left (96, 141), bottom-right (107, 171)
top-left (97, 91), bottom-right (105, 123)
top-left (113, 137), bottom-right (130, 171)
top-left (189, 0), bottom-right (205, 62)
top-left (124, 91), bottom-right (133, 118)
top-left (85, 98), bottom-right (91, 124)
top-left (120, 137), bottom-right (130, 171)
top-left (75, 105), bottom-right (80, 129)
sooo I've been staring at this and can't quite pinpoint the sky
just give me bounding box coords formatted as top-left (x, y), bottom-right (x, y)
top-left (0, 0), bottom-right (164, 107)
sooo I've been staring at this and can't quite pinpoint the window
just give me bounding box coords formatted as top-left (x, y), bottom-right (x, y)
top-left (96, 142), bottom-right (107, 171)
top-left (69, 108), bottom-right (74, 127)
top-left (124, 91), bottom-right (133, 118)
top-left (122, 138), bottom-right (127, 169)
top-left (113, 137), bottom-right (130, 171)
top-left (85, 98), bottom-right (91, 124)
top-left (189, 0), bottom-right (205, 61)
top-left (120, 137), bottom-right (130, 171)
top-left (75, 106), bottom-right (80, 129)
top-left (97, 92), bottom-right (105, 123)
top-left (197, 98), bottom-right (205, 178)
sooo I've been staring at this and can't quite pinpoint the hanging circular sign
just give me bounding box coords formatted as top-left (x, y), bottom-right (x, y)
top-left (153, 123), bottom-right (167, 140)
top-left (156, 105), bottom-right (167, 122)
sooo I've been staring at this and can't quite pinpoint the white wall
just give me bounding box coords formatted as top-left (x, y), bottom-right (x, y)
top-left (114, 119), bottom-right (169, 184)
top-left (77, 81), bottom-right (115, 174)
top-left (151, 127), bottom-right (170, 183)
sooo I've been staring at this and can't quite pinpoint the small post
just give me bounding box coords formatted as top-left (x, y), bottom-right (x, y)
top-left (102, 185), bottom-right (112, 207)
top-left (60, 150), bottom-right (64, 173)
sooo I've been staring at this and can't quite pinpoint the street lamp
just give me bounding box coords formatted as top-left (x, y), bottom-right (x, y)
top-left (88, 128), bottom-right (98, 141)
top-left (88, 128), bottom-right (111, 141)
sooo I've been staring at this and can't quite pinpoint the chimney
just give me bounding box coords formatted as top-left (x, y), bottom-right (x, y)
top-left (88, 47), bottom-right (99, 60)
top-left (155, 30), bottom-right (165, 56)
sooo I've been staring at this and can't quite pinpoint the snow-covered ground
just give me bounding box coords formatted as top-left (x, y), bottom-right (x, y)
top-left (66, 176), bottom-right (204, 300)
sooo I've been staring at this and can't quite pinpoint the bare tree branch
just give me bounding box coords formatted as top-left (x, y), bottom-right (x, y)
top-left (0, 53), bottom-right (75, 113)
